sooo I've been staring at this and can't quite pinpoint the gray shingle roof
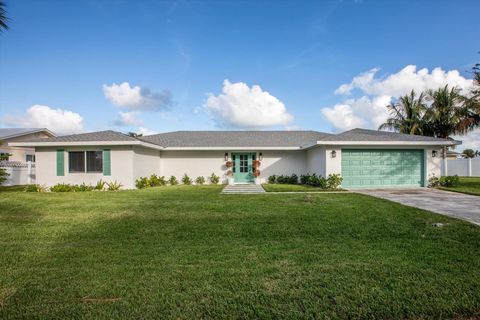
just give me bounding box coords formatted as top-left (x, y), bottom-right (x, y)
top-left (140, 131), bottom-right (333, 147)
top-left (0, 128), bottom-right (54, 139)
top-left (24, 130), bottom-right (138, 143)
top-left (322, 128), bottom-right (457, 142)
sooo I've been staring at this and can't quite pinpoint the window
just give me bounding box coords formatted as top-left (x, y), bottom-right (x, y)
top-left (69, 152), bottom-right (85, 172)
top-left (69, 151), bottom-right (103, 173)
top-left (86, 151), bottom-right (103, 172)
top-left (26, 154), bottom-right (35, 162)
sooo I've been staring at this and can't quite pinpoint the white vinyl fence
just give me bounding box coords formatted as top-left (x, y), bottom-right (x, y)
top-left (0, 161), bottom-right (36, 186)
top-left (442, 158), bottom-right (480, 177)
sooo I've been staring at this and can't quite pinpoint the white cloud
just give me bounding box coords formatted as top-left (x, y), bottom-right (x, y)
top-left (113, 111), bottom-right (143, 126)
top-left (322, 65), bottom-right (475, 132)
top-left (137, 127), bottom-right (157, 136)
top-left (453, 129), bottom-right (480, 151)
top-left (103, 82), bottom-right (172, 111)
top-left (205, 80), bottom-right (293, 128)
top-left (2, 105), bottom-right (84, 135)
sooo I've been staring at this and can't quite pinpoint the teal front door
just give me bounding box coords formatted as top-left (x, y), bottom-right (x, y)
top-left (232, 153), bottom-right (255, 183)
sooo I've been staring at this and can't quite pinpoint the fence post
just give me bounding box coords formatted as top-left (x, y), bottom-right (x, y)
top-left (27, 161), bottom-right (32, 184)
top-left (468, 158), bottom-right (472, 177)
top-left (442, 157), bottom-right (448, 176)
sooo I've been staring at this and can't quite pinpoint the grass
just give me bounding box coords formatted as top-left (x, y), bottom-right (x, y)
top-left (1, 185), bottom-right (480, 319)
top-left (438, 177), bottom-right (480, 196)
top-left (262, 183), bottom-right (345, 192)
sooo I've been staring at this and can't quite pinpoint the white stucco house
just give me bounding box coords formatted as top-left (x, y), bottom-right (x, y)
top-left (9, 128), bottom-right (460, 189)
top-left (0, 128), bottom-right (56, 162)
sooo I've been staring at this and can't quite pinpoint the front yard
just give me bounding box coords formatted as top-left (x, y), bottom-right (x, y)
top-left (1, 186), bottom-right (480, 319)
top-left (438, 176), bottom-right (480, 196)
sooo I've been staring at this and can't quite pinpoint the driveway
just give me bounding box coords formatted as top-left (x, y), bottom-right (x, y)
top-left (354, 188), bottom-right (480, 226)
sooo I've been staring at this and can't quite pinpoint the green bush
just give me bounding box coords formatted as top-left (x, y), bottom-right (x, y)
top-left (182, 174), bottom-right (192, 185)
top-left (268, 175), bottom-right (277, 184)
top-left (50, 183), bottom-right (75, 192)
top-left (168, 176), bottom-right (178, 185)
top-left (209, 173), bottom-right (220, 184)
top-left (107, 181), bottom-right (122, 191)
top-left (440, 175), bottom-right (460, 187)
top-left (428, 174), bottom-right (440, 187)
top-left (74, 183), bottom-right (94, 192)
top-left (149, 174), bottom-right (167, 187)
top-left (326, 174), bottom-right (343, 190)
top-left (288, 174), bottom-right (298, 184)
top-left (136, 177), bottom-right (149, 189)
top-left (0, 167), bottom-right (9, 185)
top-left (24, 184), bottom-right (47, 192)
top-left (95, 180), bottom-right (106, 191)
top-left (195, 176), bottom-right (205, 185)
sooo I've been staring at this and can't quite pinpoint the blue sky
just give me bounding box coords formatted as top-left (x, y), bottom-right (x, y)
top-left (0, 0), bottom-right (479, 148)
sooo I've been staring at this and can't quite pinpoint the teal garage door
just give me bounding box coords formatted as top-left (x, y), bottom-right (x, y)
top-left (341, 149), bottom-right (424, 188)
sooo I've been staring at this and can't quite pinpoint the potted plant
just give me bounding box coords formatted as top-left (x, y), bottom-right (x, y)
top-left (226, 170), bottom-right (234, 185)
top-left (253, 169), bottom-right (261, 184)
top-left (225, 161), bottom-right (233, 168)
top-left (252, 160), bottom-right (261, 168)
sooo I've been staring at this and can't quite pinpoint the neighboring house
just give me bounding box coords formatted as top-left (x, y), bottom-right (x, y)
top-left (0, 128), bottom-right (56, 162)
top-left (446, 150), bottom-right (464, 159)
top-left (9, 128), bottom-right (460, 189)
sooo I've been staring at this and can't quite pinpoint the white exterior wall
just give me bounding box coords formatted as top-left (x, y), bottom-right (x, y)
top-left (257, 150), bottom-right (307, 184)
top-left (35, 146), bottom-right (135, 189)
top-left (133, 146), bottom-right (161, 180)
top-left (425, 147), bottom-right (442, 179)
top-left (306, 146), bottom-right (326, 176)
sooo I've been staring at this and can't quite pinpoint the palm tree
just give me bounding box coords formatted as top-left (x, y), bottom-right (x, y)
top-left (0, 1), bottom-right (9, 32)
top-left (378, 90), bottom-right (429, 135)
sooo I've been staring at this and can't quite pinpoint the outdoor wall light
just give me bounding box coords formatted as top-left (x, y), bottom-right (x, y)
top-left (331, 150), bottom-right (337, 158)
top-left (432, 150), bottom-right (438, 158)
top-left (259, 153), bottom-right (263, 161)
top-left (224, 153), bottom-right (228, 161)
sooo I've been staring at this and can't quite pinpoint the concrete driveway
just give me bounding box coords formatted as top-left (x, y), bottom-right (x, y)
top-left (354, 188), bottom-right (480, 226)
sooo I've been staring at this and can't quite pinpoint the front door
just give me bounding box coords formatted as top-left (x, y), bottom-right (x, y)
top-left (232, 153), bottom-right (255, 183)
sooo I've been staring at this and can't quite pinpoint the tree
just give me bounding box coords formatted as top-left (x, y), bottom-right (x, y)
top-left (462, 149), bottom-right (475, 158)
top-left (0, 1), bottom-right (9, 32)
top-left (378, 90), bottom-right (430, 135)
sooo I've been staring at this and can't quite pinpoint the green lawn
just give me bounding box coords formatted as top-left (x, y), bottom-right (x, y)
top-left (1, 186), bottom-right (480, 319)
top-left (262, 183), bottom-right (345, 192)
top-left (438, 177), bottom-right (480, 196)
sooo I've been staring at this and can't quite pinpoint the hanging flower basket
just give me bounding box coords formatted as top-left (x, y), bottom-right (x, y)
top-left (226, 170), bottom-right (233, 176)
top-left (252, 160), bottom-right (261, 168)
top-left (225, 161), bottom-right (233, 168)
top-left (253, 169), bottom-right (261, 177)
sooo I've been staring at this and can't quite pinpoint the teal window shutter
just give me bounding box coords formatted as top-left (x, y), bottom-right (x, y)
top-left (56, 149), bottom-right (64, 176)
top-left (103, 149), bottom-right (111, 176)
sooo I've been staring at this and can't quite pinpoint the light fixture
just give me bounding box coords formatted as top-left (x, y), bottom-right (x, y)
top-left (432, 150), bottom-right (438, 158)
top-left (224, 153), bottom-right (228, 161)
top-left (331, 150), bottom-right (336, 158)
top-left (259, 153), bottom-right (263, 161)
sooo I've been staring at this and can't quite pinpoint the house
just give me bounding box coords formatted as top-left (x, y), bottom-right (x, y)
top-left (9, 128), bottom-right (460, 189)
top-left (0, 128), bottom-right (56, 162)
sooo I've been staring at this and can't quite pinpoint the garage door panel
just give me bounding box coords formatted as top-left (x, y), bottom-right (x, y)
top-left (342, 149), bottom-right (424, 188)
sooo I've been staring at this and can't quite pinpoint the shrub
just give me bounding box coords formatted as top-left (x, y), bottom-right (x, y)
top-left (209, 173), bottom-right (220, 184)
top-left (300, 173), bottom-right (327, 188)
top-left (182, 174), bottom-right (192, 185)
top-left (428, 174), bottom-right (440, 187)
top-left (50, 183), bottom-right (74, 192)
top-left (0, 167), bottom-right (9, 185)
top-left (136, 177), bottom-right (149, 189)
top-left (74, 183), bottom-right (94, 192)
top-left (195, 176), bottom-right (205, 185)
top-left (276, 175), bottom-right (289, 184)
top-left (95, 180), bottom-right (106, 191)
top-left (168, 176), bottom-right (178, 185)
top-left (288, 174), bottom-right (298, 184)
top-left (149, 174), bottom-right (167, 187)
top-left (300, 174), bottom-right (310, 185)
top-left (24, 184), bottom-right (47, 192)
top-left (440, 175), bottom-right (460, 187)
top-left (107, 181), bottom-right (122, 191)
top-left (268, 175), bottom-right (277, 184)
top-left (326, 174), bottom-right (343, 190)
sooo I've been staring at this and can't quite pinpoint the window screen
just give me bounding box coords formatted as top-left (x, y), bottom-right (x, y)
top-left (69, 152), bottom-right (85, 172)
top-left (86, 151), bottom-right (103, 172)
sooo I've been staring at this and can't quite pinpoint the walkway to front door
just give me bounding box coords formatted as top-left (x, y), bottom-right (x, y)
top-left (222, 184), bottom-right (265, 194)
top-left (232, 153), bottom-right (255, 184)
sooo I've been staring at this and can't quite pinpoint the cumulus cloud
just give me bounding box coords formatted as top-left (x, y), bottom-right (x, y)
top-left (103, 82), bottom-right (172, 111)
top-left (453, 128), bottom-right (480, 151)
top-left (322, 65), bottom-right (475, 132)
top-left (137, 127), bottom-right (157, 136)
top-left (2, 105), bottom-right (84, 135)
top-left (205, 80), bottom-right (293, 128)
top-left (113, 111), bottom-right (143, 126)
